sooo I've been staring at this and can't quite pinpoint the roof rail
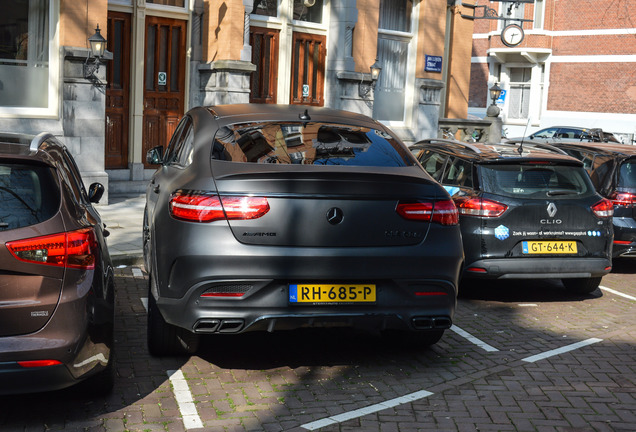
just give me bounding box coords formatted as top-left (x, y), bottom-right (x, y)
top-left (517, 141), bottom-right (569, 156)
top-left (414, 138), bottom-right (483, 154)
top-left (29, 132), bottom-right (54, 152)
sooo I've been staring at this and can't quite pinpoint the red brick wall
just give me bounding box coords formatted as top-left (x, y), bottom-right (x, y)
top-left (553, 0), bottom-right (635, 31)
top-left (548, 63), bottom-right (636, 113)
top-left (553, 35), bottom-right (636, 56)
top-left (469, 0), bottom-right (636, 114)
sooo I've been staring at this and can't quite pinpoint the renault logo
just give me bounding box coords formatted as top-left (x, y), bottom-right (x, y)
top-left (547, 202), bottom-right (557, 218)
top-left (326, 207), bottom-right (344, 225)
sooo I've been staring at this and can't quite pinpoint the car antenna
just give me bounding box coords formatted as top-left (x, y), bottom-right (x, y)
top-left (299, 109), bottom-right (311, 121)
top-left (518, 118), bottom-right (531, 156)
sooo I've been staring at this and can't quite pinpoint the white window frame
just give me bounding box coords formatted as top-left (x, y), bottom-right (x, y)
top-left (0, 0), bottom-right (60, 119)
top-left (375, 0), bottom-right (419, 129)
top-left (533, 0), bottom-right (545, 30)
top-left (145, 0), bottom-right (189, 14)
top-left (493, 62), bottom-right (545, 126)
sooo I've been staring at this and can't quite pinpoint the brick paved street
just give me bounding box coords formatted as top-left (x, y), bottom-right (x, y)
top-left (0, 261), bottom-right (634, 432)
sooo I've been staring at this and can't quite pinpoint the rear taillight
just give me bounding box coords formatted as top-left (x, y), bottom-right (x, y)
top-left (396, 200), bottom-right (459, 225)
top-left (591, 199), bottom-right (614, 218)
top-left (609, 192), bottom-right (636, 207)
top-left (170, 191), bottom-right (270, 223)
top-left (614, 240), bottom-right (632, 245)
top-left (18, 360), bottom-right (62, 368)
top-left (454, 197), bottom-right (508, 218)
top-left (6, 228), bottom-right (96, 269)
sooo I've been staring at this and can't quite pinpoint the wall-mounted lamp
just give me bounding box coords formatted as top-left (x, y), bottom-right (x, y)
top-left (84, 25), bottom-right (107, 79)
top-left (359, 58), bottom-right (382, 98)
top-left (486, 81), bottom-right (502, 117)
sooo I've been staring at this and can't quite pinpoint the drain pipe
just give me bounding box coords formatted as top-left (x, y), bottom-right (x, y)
top-left (440, 0), bottom-right (455, 119)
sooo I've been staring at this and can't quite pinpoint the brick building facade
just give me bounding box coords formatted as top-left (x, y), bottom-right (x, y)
top-left (469, 0), bottom-right (636, 142)
top-left (0, 0), bottom-right (475, 202)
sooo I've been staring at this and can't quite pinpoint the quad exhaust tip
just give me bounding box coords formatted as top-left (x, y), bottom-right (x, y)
top-left (194, 319), bottom-right (244, 333)
top-left (412, 316), bottom-right (452, 330)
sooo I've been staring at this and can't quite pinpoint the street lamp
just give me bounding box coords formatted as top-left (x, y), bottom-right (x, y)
top-left (359, 58), bottom-right (382, 98)
top-left (84, 25), bottom-right (107, 79)
top-left (370, 58), bottom-right (382, 83)
top-left (487, 82), bottom-right (502, 117)
top-left (489, 82), bottom-right (502, 105)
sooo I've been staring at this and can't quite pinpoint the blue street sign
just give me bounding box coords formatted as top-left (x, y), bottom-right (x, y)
top-left (425, 55), bottom-right (443, 73)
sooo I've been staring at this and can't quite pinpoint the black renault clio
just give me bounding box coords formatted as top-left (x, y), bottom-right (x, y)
top-left (412, 139), bottom-right (614, 294)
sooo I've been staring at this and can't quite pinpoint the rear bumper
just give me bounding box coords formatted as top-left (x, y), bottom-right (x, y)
top-left (156, 277), bottom-right (457, 334)
top-left (0, 362), bottom-right (78, 395)
top-left (0, 287), bottom-right (113, 395)
top-left (463, 257), bottom-right (612, 279)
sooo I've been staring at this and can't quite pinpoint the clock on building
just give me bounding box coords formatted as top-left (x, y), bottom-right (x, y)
top-left (501, 24), bottom-right (524, 47)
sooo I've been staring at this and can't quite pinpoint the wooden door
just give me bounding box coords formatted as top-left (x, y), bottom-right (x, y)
top-left (250, 27), bottom-right (279, 104)
top-left (143, 16), bottom-right (187, 167)
top-left (290, 32), bottom-right (325, 106)
top-left (105, 11), bottom-right (131, 169)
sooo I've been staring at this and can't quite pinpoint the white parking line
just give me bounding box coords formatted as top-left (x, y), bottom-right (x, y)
top-left (132, 267), bottom-right (144, 277)
top-left (451, 325), bottom-right (499, 352)
top-left (168, 369), bottom-right (204, 430)
top-left (141, 297), bottom-right (148, 312)
top-left (522, 338), bottom-right (603, 363)
top-left (300, 390), bottom-right (433, 430)
top-left (600, 285), bottom-right (636, 301)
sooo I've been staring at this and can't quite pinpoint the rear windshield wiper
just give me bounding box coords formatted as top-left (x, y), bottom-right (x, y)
top-left (547, 189), bottom-right (578, 196)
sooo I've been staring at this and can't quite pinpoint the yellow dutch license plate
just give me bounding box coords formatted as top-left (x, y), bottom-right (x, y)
top-left (522, 241), bottom-right (577, 254)
top-left (289, 284), bottom-right (376, 303)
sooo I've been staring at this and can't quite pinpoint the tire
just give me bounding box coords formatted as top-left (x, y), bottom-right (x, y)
top-left (381, 329), bottom-right (444, 349)
top-left (562, 276), bottom-right (602, 294)
top-left (147, 277), bottom-right (199, 356)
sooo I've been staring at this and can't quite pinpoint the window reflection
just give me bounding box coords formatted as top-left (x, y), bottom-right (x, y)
top-left (0, 0), bottom-right (49, 108)
top-left (293, 0), bottom-right (323, 23)
top-left (212, 121), bottom-right (415, 167)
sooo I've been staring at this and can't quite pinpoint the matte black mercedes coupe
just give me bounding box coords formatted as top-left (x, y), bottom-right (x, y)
top-left (143, 104), bottom-right (463, 355)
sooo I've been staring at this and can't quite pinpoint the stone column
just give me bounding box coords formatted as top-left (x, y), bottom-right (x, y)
top-left (326, 0), bottom-right (359, 110)
top-left (199, 60), bottom-right (256, 105)
top-left (414, 79), bottom-right (445, 141)
top-left (241, 0), bottom-right (254, 62)
top-left (62, 47), bottom-right (111, 203)
top-left (486, 104), bottom-right (503, 144)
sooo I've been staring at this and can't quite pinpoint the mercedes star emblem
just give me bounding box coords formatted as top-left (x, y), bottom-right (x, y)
top-left (326, 207), bottom-right (344, 225)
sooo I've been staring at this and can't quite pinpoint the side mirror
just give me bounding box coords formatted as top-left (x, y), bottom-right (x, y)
top-left (146, 146), bottom-right (164, 165)
top-left (88, 182), bottom-right (105, 204)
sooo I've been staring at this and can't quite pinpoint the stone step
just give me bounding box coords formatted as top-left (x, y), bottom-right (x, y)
top-left (108, 179), bottom-right (149, 196)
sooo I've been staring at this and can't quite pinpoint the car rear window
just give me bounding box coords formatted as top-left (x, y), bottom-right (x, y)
top-left (479, 163), bottom-right (595, 198)
top-left (211, 122), bottom-right (416, 167)
top-left (0, 163), bottom-right (60, 230)
top-left (618, 160), bottom-right (636, 189)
